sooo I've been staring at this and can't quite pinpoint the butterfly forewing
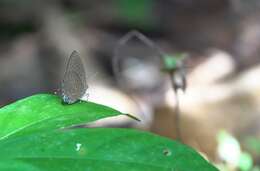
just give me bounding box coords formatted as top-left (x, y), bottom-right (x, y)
top-left (61, 51), bottom-right (87, 104)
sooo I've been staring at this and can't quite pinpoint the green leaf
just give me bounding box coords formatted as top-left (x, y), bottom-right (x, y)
top-left (245, 137), bottom-right (260, 155)
top-left (117, 0), bottom-right (156, 28)
top-left (0, 94), bottom-right (131, 140)
top-left (217, 130), bottom-right (241, 166)
top-left (161, 53), bottom-right (187, 72)
top-left (239, 152), bottom-right (253, 171)
top-left (0, 160), bottom-right (40, 171)
top-left (0, 128), bottom-right (218, 171)
top-left (162, 55), bottom-right (178, 70)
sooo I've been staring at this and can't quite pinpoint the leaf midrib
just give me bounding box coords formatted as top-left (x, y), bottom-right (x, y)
top-left (0, 111), bottom-right (96, 141)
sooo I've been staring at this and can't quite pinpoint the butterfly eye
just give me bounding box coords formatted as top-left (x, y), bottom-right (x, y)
top-left (61, 51), bottom-right (87, 104)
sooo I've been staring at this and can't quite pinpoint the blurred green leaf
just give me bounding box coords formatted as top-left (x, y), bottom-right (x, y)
top-left (0, 94), bottom-right (130, 140)
top-left (162, 55), bottom-right (178, 71)
top-left (238, 152), bottom-right (253, 171)
top-left (117, 0), bottom-right (155, 28)
top-left (252, 166), bottom-right (260, 171)
top-left (0, 128), bottom-right (219, 171)
top-left (245, 137), bottom-right (260, 154)
top-left (217, 130), bottom-right (241, 166)
top-left (161, 53), bottom-right (186, 72)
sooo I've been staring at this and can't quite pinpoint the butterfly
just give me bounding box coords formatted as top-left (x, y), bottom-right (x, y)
top-left (61, 50), bottom-right (88, 104)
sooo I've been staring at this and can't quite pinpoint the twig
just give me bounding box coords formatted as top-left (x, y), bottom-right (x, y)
top-left (169, 73), bottom-right (182, 142)
top-left (113, 30), bottom-right (184, 141)
top-left (113, 30), bottom-right (165, 89)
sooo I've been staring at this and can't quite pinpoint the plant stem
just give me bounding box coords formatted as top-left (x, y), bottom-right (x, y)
top-left (169, 73), bottom-right (182, 142)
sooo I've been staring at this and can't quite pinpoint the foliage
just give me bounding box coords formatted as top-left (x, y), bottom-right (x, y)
top-left (217, 130), bottom-right (254, 171)
top-left (161, 53), bottom-right (186, 72)
top-left (116, 0), bottom-right (155, 28)
top-left (0, 94), bottom-right (218, 171)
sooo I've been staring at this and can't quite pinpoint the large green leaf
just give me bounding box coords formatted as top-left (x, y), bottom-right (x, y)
top-left (0, 160), bottom-right (40, 171)
top-left (0, 94), bottom-right (129, 140)
top-left (0, 128), bottom-right (218, 171)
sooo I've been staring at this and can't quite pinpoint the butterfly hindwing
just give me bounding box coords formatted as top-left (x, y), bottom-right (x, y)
top-left (61, 51), bottom-right (87, 104)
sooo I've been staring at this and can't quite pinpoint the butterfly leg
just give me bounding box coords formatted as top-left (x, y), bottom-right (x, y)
top-left (85, 93), bottom-right (90, 101)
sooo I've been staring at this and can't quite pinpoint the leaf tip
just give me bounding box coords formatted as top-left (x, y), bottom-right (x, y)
top-left (124, 114), bottom-right (141, 122)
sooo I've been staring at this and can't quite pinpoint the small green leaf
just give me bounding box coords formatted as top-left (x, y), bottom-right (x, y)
top-left (161, 53), bottom-right (186, 72)
top-left (217, 130), bottom-right (241, 166)
top-left (117, 0), bottom-right (155, 28)
top-left (245, 137), bottom-right (260, 154)
top-left (239, 152), bottom-right (253, 171)
top-left (0, 128), bottom-right (218, 171)
top-left (0, 94), bottom-right (132, 140)
top-left (162, 55), bottom-right (178, 70)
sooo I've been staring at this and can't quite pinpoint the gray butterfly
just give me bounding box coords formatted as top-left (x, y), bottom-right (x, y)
top-left (61, 50), bottom-right (88, 104)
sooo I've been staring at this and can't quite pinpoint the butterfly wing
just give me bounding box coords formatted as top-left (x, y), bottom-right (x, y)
top-left (61, 51), bottom-right (87, 104)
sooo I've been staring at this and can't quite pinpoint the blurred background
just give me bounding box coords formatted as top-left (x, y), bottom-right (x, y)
top-left (1, 0), bottom-right (260, 170)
